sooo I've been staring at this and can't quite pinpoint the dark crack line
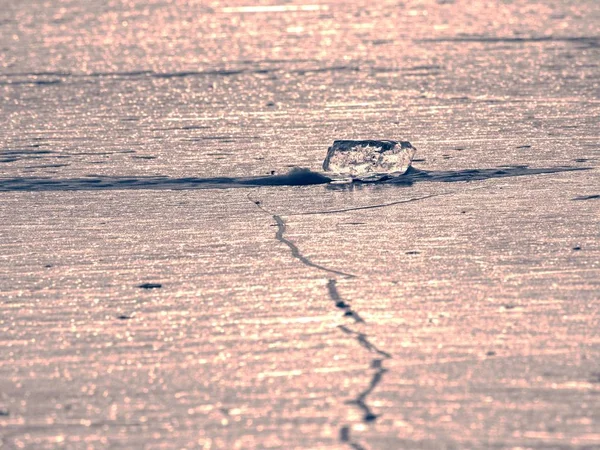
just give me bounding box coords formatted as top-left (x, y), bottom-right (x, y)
top-left (333, 287), bottom-right (392, 440)
top-left (339, 426), bottom-right (368, 450)
top-left (346, 359), bottom-right (388, 422)
top-left (573, 194), bottom-right (599, 201)
top-left (289, 192), bottom-right (449, 216)
top-left (272, 215), bottom-right (357, 278)
top-left (327, 279), bottom-right (365, 323)
top-left (338, 325), bottom-right (392, 359)
top-left (249, 194), bottom-right (356, 278)
top-left (248, 193), bottom-right (391, 449)
top-left (338, 325), bottom-right (392, 423)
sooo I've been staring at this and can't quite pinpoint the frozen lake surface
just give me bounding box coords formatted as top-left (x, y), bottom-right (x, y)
top-left (1, 0), bottom-right (599, 448)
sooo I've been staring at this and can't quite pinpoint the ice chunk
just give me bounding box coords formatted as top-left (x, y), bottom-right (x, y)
top-left (323, 140), bottom-right (416, 182)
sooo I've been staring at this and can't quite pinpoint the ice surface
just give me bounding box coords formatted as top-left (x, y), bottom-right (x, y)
top-left (323, 140), bottom-right (416, 182)
top-left (2, 0), bottom-right (600, 448)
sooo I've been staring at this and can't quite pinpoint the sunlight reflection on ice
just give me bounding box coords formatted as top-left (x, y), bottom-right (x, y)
top-left (222, 5), bottom-right (328, 14)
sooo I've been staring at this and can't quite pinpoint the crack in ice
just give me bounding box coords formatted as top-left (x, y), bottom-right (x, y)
top-left (290, 192), bottom-right (449, 216)
top-left (248, 194), bottom-right (392, 449)
top-left (338, 325), bottom-right (392, 423)
top-left (248, 194), bottom-right (356, 278)
top-left (327, 279), bottom-right (364, 323)
top-left (271, 215), bottom-right (357, 278)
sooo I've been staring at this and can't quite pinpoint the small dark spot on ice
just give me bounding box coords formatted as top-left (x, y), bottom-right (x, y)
top-left (516, 145), bottom-right (531, 149)
top-left (486, 351), bottom-right (497, 356)
top-left (364, 413), bottom-right (378, 422)
top-left (0, 409), bottom-right (9, 416)
top-left (461, 210), bottom-right (467, 214)
top-left (34, 79), bottom-right (61, 85)
top-left (405, 251), bottom-right (420, 255)
top-left (573, 246), bottom-right (581, 251)
top-left (44, 264), bottom-right (52, 268)
top-left (266, 101), bottom-right (275, 107)
top-left (344, 310), bottom-right (354, 317)
top-left (117, 314), bottom-right (132, 320)
top-left (574, 158), bottom-right (589, 162)
top-left (336, 301), bottom-right (349, 308)
top-left (573, 194), bottom-right (600, 201)
top-left (138, 283), bottom-right (162, 289)
top-left (339, 426), bottom-right (350, 442)
top-left (502, 304), bottom-right (516, 309)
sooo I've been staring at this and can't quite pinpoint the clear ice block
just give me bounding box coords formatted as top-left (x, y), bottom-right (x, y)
top-left (322, 140), bottom-right (416, 182)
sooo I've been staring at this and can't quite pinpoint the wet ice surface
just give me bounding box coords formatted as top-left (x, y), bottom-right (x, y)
top-left (1, 0), bottom-right (600, 448)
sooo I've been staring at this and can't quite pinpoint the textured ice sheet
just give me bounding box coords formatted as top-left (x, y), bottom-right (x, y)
top-left (1, 0), bottom-right (599, 448)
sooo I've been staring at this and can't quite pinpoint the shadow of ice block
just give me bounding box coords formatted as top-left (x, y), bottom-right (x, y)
top-left (322, 140), bottom-right (417, 182)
